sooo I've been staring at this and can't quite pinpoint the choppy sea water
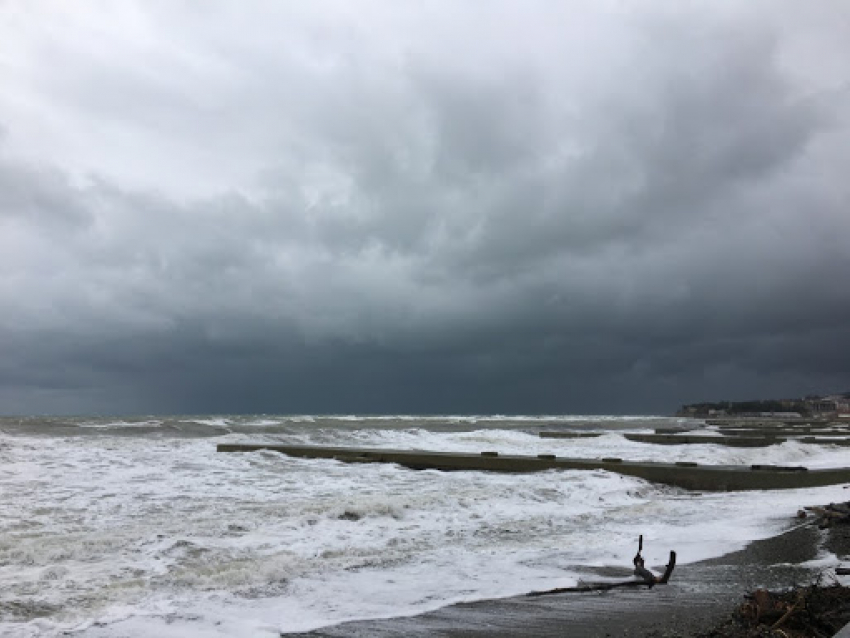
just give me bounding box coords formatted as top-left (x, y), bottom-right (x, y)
top-left (1, 414), bottom-right (849, 637)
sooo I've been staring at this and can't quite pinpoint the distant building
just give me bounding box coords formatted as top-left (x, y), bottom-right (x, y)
top-left (809, 398), bottom-right (838, 414)
top-left (677, 392), bottom-right (848, 418)
top-left (831, 397), bottom-right (850, 413)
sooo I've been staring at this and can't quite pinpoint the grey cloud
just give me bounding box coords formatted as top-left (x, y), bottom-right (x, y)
top-left (0, 159), bottom-right (93, 230)
top-left (0, 2), bottom-right (848, 414)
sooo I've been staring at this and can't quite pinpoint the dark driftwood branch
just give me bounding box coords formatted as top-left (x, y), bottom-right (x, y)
top-left (803, 501), bottom-right (850, 529)
top-left (528, 535), bottom-right (677, 597)
top-left (633, 534), bottom-right (655, 586)
top-left (528, 580), bottom-right (653, 596)
top-left (656, 550), bottom-right (677, 584)
top-left (770, 590), bottom-right (805, 630)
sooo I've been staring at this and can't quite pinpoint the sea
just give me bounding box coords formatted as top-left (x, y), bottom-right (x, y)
top-left (2, 414), bottom-right (849, 637)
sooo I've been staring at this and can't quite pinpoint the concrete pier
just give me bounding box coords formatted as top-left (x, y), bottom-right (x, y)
top-left (216, 443), bottom-right (850, 491)
top-left (718, 427), bottom-right (850, 437)
top-left (705, 419), bottom-right (833, 426)
top-left (541, 431), bottom-right (850, 447)
top-left (799, 436), bottom-right (850, 446)
top-left (535, 432), bottom-right (603, 439)
top-left (625, 433), bottom-right (786, 447)
top-left (539, 432), bottom-right (785, 447)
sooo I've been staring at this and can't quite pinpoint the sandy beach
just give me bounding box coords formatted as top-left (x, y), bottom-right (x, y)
top-left (289, 522), bottom-right (848, 637)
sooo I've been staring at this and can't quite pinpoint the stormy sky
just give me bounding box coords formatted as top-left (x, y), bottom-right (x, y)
top-left (1, 1), bottom-right (849, 415)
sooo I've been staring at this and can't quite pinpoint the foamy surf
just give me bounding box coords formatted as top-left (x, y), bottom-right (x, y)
top-left (1, 415), bottom-right (848, 637)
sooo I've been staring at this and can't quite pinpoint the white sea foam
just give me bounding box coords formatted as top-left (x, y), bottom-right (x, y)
top-left (184, 418), bottom-right (232, 427)
top-left (78, 419), bottom-right (165, 428)
top-left (1, 418), bottom-right (848, 637)
top-left (241, 426), bottom-right (850, 470)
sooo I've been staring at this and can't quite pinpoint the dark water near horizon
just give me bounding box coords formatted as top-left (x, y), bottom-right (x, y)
top-left (0, 413), bottom-right (684, 438)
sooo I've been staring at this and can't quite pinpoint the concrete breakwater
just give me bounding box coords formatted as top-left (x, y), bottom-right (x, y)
top-left (540, 432), bottom-right (785, 447)
top-left (705, 418), bottom-right (835, 426)
top-left (216, 443), bottom-right (850, 491)
top-left (540, 431), bottom-right (850, 447)
top-left (720, 428), bottom-right (850, 438)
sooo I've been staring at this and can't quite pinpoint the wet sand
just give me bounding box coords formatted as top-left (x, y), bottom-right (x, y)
top-left (288, 523), bottom-right (846, 637)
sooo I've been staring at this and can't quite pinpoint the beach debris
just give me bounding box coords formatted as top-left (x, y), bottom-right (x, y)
top-left (527, 535), bottom-right (676, 596)
top-left (802, 501), bottom-right (850, 529)
top-left (632, 534), bottom-right (676, 587)
top-left (701, 581), bottom-right (850, 637)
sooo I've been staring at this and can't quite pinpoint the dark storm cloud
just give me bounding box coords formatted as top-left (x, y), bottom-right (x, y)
top-left (0, 1), bottom-right (849, 414)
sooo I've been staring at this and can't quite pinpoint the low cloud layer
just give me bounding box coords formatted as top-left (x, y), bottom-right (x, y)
top-left (1, 1), bottom-right (849, 414)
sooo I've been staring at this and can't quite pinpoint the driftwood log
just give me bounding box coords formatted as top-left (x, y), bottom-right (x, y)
top-left (528, 535), bottom-right (677, 597)
top-left (801, 501), bottom-right (850, 529)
